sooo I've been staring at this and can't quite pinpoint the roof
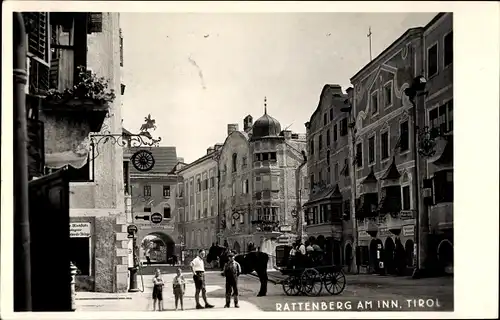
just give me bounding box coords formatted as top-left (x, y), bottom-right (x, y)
top-left (126, 146), bottom-right (178, 174)
top-left (307, 84), bottom-right (347, 125)
top-left (381, 157), bottom-right (401, 180)
top-left (303, 184), bottom-right (343, 206)
top-left (362, 167), bottom-right (378, 184)
top-left (251, 109), bottom-right (282, 140)
top-left (176, 150), bottom-right (218, 174)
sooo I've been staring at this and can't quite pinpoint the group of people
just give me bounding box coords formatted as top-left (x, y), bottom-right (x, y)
top-left (150, 248), bottom-right (243, 311)
top-left (287, 239), bottom-right (325, 268)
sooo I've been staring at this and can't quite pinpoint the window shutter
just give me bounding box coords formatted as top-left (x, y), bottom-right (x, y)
top-left (87, 13), bottom-right (103, 33)
top-left (22, 12), bottom-right (49, 63)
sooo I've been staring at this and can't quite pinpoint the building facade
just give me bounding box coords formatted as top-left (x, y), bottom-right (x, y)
top-left (175, 148), bottom-right (219, 261)
top-left (422, 13), bottom-right (453, 274)
top-left (303, 84), bottom-right (354, 272)
top-left (349, 27), bottom-right (424, 275)
top-left (64, 13), bottom-right (128, 292)
top-left (124, 146), bottom-right (181, 264)
top-left (217, 107), bottom-right (308, 264)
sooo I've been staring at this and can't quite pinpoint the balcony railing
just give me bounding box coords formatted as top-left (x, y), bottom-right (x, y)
top-left (251, 220), bottom-right (280, 233)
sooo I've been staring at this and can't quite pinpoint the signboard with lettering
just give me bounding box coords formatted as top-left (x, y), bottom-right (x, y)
top-left (378, 227), bottom-right (390, 237)
top-left (70, 222), bottom-right (91, 238)
top-left (358, 230), bottom-right (371, 239)
top-left (400, 210), bottom-right (415, 220)
top-left (150, 212), bottom-right (163, 224)
top-left (279, 225), bottom-right (292, 232)
top-left (403, 225), bottom-right (415, 237)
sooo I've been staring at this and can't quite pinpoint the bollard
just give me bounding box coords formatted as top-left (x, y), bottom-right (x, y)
top-left (70, 262), bottom-right (78, 311)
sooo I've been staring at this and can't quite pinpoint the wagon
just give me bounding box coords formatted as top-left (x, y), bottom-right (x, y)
top-left (274, 245), bottom-right (346, 297)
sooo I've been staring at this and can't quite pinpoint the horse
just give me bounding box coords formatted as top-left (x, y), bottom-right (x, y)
top-left (207, 244), bottom-right (269, 297)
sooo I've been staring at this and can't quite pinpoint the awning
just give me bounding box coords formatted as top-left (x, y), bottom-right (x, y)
top-left (381, 157), bottom-right (401, 180)
top-left (303, 184), bottom-right (342, 206)
top-left (362, 167), bottom-right (378, 184)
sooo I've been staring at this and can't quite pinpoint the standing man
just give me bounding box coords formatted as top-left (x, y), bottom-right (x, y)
top-left (223, 251), bottom-right (241, 308)
top-left (190, 249), bottom-right (214, 309)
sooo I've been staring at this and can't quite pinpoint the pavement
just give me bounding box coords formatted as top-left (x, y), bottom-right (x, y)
top-left (76, 269), bottom-right (453, 313)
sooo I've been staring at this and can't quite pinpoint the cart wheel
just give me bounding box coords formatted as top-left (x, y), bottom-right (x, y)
top-left (300, 268), bottom-right (323, 296)
top-left (324, 270), bottom-right (346, 295)
top-left (282, 276), bottom-right (301, 296)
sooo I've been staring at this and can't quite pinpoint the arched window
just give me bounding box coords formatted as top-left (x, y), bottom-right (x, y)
top-left (232, 153), bottom-right (238, 173)
top-left (196, 229), bottom-right (202, 247)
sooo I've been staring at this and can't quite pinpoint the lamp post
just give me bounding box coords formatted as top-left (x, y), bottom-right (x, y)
top-left (404, 75), bottom-right (429, 278)
top-left (341, 96), bottom-right (359, 274)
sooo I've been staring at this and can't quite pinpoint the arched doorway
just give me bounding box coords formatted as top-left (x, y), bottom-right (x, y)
top-left (369, 239), bottom-right (383, 274)
top-left (394, 237), bottom-right (406, 275)
top-left (345, 243), bottom-right (353, 273)
top-left (141, 232), bottom-right (175, 264)
top-left (233, 241), bottom-right (241, 254)
top-left (384, 237), bottom-right (396, 274)
top-left (333, 240), bottom-right (342, 266)
top-left (437, 240), bottom-right (453, 274)
top-left (404, 239), bottom-right (414, 269)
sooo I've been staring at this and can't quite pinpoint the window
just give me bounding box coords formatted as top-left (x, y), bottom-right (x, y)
top-left (344, 158), bottom-right (349, 177)
top-left (310, 139), bottom-right (314, 155)
top-left (163, 185), bottom-right (170, 198)
top-left (329, 108), bottom-right (333, 121)
top-left (210, 176), bottom-right (215, 188)
top-left (427, 44), bottom-right (438, 77)
top-left (143, 185), bottom-right (151, 197)
top-left (203, 179), bottom-right (209, 190)
top-left (197, 210), bottom-right (201, 220)
top-left (402, 186), bottom-right (411, 210)
top-left (232, 153), bottom-right (237, 173)
top-left (326, 150), bottom-right (330, 165)
top-left (340, 118), bottom-right (348, 136)
top-left (310, 174), bottom-right (315, 190)
top-left (163, 206), bottom-right (171, 219)
top-left (334, 163), bottom-right (339, 182)
top-left (368, 136), bottom-right (375, 164)
top-left (371, 91), bottom-right (378, 114)
top-left (203, 208), bottom-right (208, 218)
top-left (270, 152), bottom-right (277, 161)
top-left (319, 135), bottom-right (323, 151)
top-left (356, 143), bottom-right (363, 167)
top-left (429, 100), bottom-right (453, 133)
top-left (197, 178), bottom-right (201, 192)
top-left (326, 167), bottom-right (331, 184)
top-left (242, 156), bottom-right (247, 168)
top-left (333, 124), bottom-right (338, 141)
top-left (381, 131), bottom-right (389, 160)
top-left (326, 129), bottom-right (331, 146)
top-left (210, 205), bottom-right (214, 217)
top-left (400, 121), bottom-right (409, 152)
top-left (434, 170), bottom-right (453, 203)
top-left (444, 31), bottom-right (453, 66)
top-left (242, 179), bottom-right (249, 194)
top-left (384, 83), bottom-right (392, 107)
top-left (323, 113), bottom-right (327, 125)
top-left (144, 207), bottom-right (151, 213)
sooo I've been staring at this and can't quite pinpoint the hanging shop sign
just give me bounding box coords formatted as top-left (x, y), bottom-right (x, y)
top-left (150, 212), bottom-right (163, 224)
top-left (403, 225), bottom-right (415, 237)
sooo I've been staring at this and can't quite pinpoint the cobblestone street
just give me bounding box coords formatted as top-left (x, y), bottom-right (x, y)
top-left (76, 270), bottom-right (453, 312)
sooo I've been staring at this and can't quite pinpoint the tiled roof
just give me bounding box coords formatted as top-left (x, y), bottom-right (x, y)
top-left (126, 146), bottom-right (178, 174)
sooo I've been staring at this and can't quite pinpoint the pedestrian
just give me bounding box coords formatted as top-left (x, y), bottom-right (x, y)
top-left (172, 268), bottom-right (186, 311)
top-left (190, 249), bottom-right (214, 309)
top-left (152, 268), bottom-right (164, 311)
top-left (223, 251), bottom-right (241, 308)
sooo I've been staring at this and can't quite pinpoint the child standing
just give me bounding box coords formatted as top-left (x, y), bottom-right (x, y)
top-left (172, 268), bottom-right (186, 311)
top-left (152, 268), bottom-right (164, 311)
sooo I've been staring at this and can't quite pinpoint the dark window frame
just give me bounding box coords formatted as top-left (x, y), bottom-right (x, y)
top-left (444, 31), bottom-right (453, 67)
top-left (368, 136), bottom-right (375, 164)
top-left (400, 120), bottom-right (410, 152)
top-left (427, 43), bottom-right (438, 78)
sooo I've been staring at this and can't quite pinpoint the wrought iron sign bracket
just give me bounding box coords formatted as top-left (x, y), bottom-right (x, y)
top-left (415, 126), bottom-right (450, 158)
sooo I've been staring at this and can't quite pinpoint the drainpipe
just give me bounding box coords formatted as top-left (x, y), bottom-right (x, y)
top-left (295, 152), bottom-right (307, 242)
top-left (13, 12), bottom-right (32, 311)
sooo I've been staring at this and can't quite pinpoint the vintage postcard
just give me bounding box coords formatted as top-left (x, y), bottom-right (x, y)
top-left (1, 1), bottom-right (499, 319)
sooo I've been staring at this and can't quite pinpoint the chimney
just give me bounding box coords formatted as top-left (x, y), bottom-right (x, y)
top-left (243, 115), bottom-right (253, 131)
top-left (214, 143), bottom-right (223, 151)
top-left (207, 147), bottom-right (215, 155)
top-left (227, 123), bottom-right (239, 136)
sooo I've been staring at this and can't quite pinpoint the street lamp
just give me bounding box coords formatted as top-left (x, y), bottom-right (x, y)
top-left (341, 94), bottom-right (360, 274)
top-left (404, 76), bottom-right (429, 279)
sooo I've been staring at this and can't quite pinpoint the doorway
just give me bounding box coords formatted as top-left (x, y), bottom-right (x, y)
top-left (384, 237), bottom-right (396, 274)
top-left (69, 237), bottom-right (91, 275)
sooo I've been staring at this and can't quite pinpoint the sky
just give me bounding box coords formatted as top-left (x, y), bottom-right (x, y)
top-left (120, 12), bottom-right (437, 163)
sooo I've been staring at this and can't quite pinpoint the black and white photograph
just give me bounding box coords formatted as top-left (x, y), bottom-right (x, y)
top-left (1, 1), bottom-right (499, 319)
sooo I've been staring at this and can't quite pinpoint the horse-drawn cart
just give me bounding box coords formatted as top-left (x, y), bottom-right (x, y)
top-left (274, 245), bottom-right (346, 296)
